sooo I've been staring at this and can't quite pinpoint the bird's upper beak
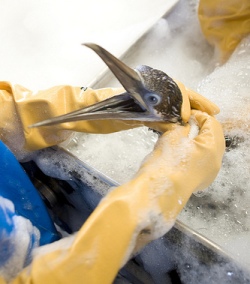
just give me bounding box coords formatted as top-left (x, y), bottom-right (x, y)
top-left (30, 43), bottom-right (165, 128)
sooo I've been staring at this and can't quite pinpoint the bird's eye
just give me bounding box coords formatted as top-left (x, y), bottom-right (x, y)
top-left (145, 93), bottom-right (162, 106)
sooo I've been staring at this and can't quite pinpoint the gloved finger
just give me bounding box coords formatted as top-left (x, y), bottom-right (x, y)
top-left (188, 88), bottom-right (220, 115)
top-left (192, 110), bottom-right (224, 146)
top-left (176, 80), bottom-right (220, 121)
top-left (191, 110), bottom-right (225, 183)
top-left (175, 80), bottom-right (191, 123)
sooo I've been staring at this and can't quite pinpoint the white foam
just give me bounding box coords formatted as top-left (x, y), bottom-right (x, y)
top-left (32, 234), bottom-right (76, 259)
top-left (0, 197), bottom-right (40, 282)
top-left (65, 127), bottom-right (158, 184)
top-left (188, 116), bottom-right (199, 139)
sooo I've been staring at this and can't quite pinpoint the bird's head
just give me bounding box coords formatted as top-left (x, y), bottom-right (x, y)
top-left (30, 43), bottom-right (183, 128)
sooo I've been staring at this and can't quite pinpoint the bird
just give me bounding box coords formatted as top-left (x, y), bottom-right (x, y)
top-left (30, 43), bottom-right (183, 128)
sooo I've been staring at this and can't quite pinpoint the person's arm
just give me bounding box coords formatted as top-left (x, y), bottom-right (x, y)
top-left (0, 81), bottom-right (219, 158)
top-left (5, 110), bottom-right (224, 284)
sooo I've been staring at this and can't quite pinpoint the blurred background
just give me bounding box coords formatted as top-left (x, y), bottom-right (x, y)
top-left (0, 0), bottom-right (177, 89)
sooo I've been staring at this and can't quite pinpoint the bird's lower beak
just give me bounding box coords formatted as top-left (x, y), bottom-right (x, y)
top-left (30, 91), bottom-right (161, 128)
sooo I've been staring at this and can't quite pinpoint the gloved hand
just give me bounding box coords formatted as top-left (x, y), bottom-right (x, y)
top-left (0, 81), bottom-right (219, 158)
top-left (7, 110), bottom-right (225, 284)
top-left (198, 0), bottom-right (250, 62)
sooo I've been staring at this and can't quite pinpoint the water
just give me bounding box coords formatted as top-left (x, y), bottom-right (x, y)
top-left (65, 0), bottom-right (250, 268)
top-left (179, 36), bottom-right (250, 267)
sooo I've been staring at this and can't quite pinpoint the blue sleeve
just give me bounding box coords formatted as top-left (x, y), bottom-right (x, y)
top-left (0, 141), bottom-right (60, 246)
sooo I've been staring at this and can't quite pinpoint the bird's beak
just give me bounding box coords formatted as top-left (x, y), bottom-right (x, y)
top-left (30, 44), bottom-right (163, 129)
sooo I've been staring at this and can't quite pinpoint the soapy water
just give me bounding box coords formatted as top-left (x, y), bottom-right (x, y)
top-left (65, 127), bottom-right (159, 184)
top-left (179, 36), bottom-right (250, 267)
top-left (65, 0), bottom-right (250, 268)
top-left (138, 233), bottom-right (250, 284)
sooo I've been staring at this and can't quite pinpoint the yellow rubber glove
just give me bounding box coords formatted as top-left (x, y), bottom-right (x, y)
top-left (0, 81), bottom-right (219, 158)
top-left (198, 0), bottom-right (250, 62)
top-left (6, 110), bottom-right (224, 284)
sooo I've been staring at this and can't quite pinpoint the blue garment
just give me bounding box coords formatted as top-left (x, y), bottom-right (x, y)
top-left (0, 141), bottom-right (60, 247)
